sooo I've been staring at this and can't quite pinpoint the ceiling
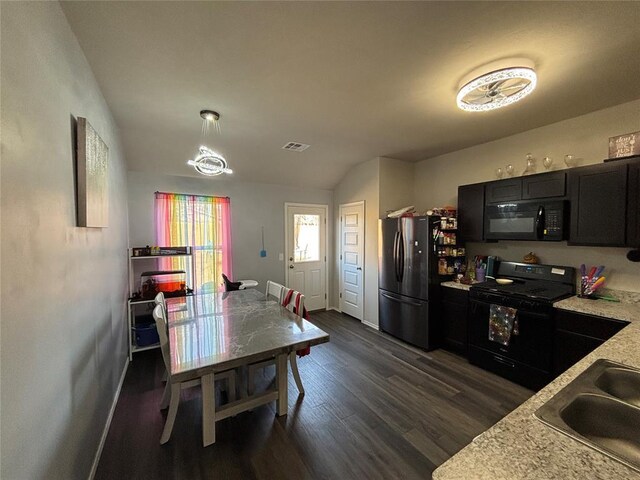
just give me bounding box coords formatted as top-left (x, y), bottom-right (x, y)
top-left (61, 1), bottom-right (640, 190)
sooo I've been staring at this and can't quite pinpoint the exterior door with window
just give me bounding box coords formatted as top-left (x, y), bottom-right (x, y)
top-left (285, 204), bottom-right (327, 311)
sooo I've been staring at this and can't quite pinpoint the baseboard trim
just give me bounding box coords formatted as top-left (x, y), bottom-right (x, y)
top-left (89, 358), bottom-right (128, 480)
top-left (362, 320), bottom-right (379, 330)
top-left (328, 307), bottom-right (341, 312)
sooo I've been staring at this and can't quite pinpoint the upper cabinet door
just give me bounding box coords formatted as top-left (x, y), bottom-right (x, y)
top-left (568, 162), bottom-right (628, 246)
top-left (627, 162), bottom-right (640, 247)
top-left (522, 172), bottom-right (566, 199)
top-left (458, 183), bottom-right (485, 242)
top-left (485, 178), bottom-right (522, 204)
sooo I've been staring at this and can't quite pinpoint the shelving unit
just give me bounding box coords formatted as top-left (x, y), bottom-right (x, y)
top-left (127, 248), bottom-right (195, 361)
top-left (434, 225), bottom-right (467, 276)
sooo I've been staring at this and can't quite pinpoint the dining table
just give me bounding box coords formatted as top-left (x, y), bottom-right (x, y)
top-left (165, 288), bottom-right (330, 446)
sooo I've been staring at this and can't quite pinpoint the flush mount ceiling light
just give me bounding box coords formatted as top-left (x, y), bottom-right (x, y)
top-left (187, 146), bottom-right (232, 176)
top-left (457, 64), bottom-right (537, 112)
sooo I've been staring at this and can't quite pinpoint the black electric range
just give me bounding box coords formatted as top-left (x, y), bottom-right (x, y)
top-left (468, 262), bottom-right (576, 390)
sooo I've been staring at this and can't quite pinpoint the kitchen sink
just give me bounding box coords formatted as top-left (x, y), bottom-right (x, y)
top-left (535, 359), bottom-right (640, 473)
top-left (595, 367), bottom-right (640, 407)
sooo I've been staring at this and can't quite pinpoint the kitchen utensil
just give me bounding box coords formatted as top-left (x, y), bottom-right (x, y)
top-left (496, 278), bottom-right (514, 285)
top-left (587, 276), bottom-right (606, 295)
top-left (594, 295), bottom-right (620, 302)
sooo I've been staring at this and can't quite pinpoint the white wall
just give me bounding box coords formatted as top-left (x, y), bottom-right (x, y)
top-left (333, 157), bottom-right (380, 327)
top-left (1, 3), bottom-right (130, 479)
top-left (413, 100), bottom-right (640, 292)
top-left (127, 172), bottom-right (333, 300)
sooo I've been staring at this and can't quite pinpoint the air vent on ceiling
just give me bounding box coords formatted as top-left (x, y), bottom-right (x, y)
top-left (282, 142), bottom-right (310, 152)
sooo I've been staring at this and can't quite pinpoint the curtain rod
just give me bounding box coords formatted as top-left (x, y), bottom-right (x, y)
top-left (155, 191), bottom-right (230, 200)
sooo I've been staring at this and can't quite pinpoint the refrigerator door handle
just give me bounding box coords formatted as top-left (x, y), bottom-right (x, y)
top-left (398, 230), bottom-right (405, 282)
top-left (380, 291), bottom-right (423, 307)
top-left (393, 231), bottom-right (400, 282)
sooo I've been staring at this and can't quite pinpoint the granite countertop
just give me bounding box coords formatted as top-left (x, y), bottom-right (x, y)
top-left (554, 290), bottom-right (640, 324)
top-left (441, 280), bottom-right (472, 291)
top-left (433, 292), bottom-right (640, 480)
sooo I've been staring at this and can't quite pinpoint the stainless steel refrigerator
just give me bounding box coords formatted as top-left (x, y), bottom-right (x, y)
top-left (378, 216), bottom-right (440, 350)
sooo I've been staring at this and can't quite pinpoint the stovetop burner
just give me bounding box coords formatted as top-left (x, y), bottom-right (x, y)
top-left (470, 261), bottom-right (576, 303)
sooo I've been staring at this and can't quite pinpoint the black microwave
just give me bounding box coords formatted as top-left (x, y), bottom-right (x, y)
top-left (484, 200), bottom-right (567, 241)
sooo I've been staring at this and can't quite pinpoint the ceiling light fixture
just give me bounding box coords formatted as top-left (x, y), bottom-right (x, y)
top-left (187, 146), bottom-right (232, 176)
top-left (457, 65), bottom-right (537, 112)
top-left (200, 109), bottom-right (221, 134)
top-left (187, 109), bottom-right (232, 176)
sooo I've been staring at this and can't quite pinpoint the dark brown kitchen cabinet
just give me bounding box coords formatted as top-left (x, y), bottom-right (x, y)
top-left (485, 178), bottom-right (522, 204)
top-left (457, 183), bottom-right (485, 242)
top-left (568, 162), bottom-right (628, 246)
top-left (553, 309), bottom-right (628, 376)
top-left (439, 286), bottom-right (468, 356)
top-left (522, 172), bottom-right (566, 199)
top-left (627, 162), bottom-right (640, 246)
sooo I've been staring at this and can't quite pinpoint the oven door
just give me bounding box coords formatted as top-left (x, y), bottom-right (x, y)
top-left (468, 297), bottom-right (554, 372)
top-left (484, 202), bottom-right (542, 241)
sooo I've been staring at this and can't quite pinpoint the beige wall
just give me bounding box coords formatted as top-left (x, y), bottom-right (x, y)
top-left (413, 99), bottom-right (640, 292)
top-left (1, 3), bottom-right (130, 478)
top-left (334, 157), bottom-right (380, 327)
top-left (379, 157), bottom-right (415, 217)
top-left (127, 172), bottom-right (333, 302)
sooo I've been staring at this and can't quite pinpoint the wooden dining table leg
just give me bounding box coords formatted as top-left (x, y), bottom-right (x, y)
top-left (276, 353), bottom-right (288, 416)
top-left (201, 373), bottom-right (216, 446)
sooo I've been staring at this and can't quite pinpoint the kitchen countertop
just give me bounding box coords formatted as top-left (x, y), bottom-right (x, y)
top-left (441, 280), bottom-right (472, 291)
top-left (554, 290), bottom-right (640, 324)
top-left (433, 291), bottom-right (640, 480)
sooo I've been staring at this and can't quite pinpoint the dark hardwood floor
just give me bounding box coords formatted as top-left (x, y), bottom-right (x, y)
top-left (96, 310), bottom-right (532, 480)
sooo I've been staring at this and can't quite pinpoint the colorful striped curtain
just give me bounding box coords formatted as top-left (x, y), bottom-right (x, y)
top-left (155, 192), bottom-right (232, 293)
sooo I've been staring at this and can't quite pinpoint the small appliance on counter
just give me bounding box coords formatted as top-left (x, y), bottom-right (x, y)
top-left (468, 261), bottom-right (575, 390)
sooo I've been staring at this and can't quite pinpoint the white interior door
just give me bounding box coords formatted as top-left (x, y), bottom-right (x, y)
top-left (339, 201), bottom-right (364, 320)
top-left (285, 204), bottom-right (327, 311)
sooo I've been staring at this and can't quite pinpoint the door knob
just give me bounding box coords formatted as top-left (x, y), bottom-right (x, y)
top-left (289, 265), bottom-right (294, 269)
top-left (357, 267), bottom-right (362, 271)
top-left (289, 257), bottom-right (293, 261)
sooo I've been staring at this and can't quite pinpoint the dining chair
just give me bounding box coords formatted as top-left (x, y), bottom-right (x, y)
top-left (247, 288), bottom-right (307, 396)
top-left (265, 280), bottom-right (286, 302)
top-left (152, 304), bottom-right (236, 444)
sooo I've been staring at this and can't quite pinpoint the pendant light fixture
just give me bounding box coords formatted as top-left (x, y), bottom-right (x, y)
top-left (457, 60), bottom-right (537, 112)
top-left (187, 109), bottom-right (232, 176)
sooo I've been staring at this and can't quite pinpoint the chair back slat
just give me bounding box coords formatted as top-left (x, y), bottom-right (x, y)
top-left (266, 280), bottom-right (285, 302)
top-left (152, 304), bottom-right (171, 371)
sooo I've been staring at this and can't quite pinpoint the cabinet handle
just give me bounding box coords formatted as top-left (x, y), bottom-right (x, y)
top-left (492, 355), bottom-right (515, 368)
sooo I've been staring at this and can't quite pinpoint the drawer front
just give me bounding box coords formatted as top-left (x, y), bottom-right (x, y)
top-left (555, 309), bottom-right (628, 340)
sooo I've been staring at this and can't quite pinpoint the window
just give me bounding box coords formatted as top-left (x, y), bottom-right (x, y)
top-left (155, 192), bottom-right (232, 293)
top-left (293, 214), bottom-right (320, 262)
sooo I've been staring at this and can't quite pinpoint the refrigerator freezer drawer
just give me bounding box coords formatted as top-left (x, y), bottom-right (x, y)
top-left (379, 290), bottom-right (431, 350)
